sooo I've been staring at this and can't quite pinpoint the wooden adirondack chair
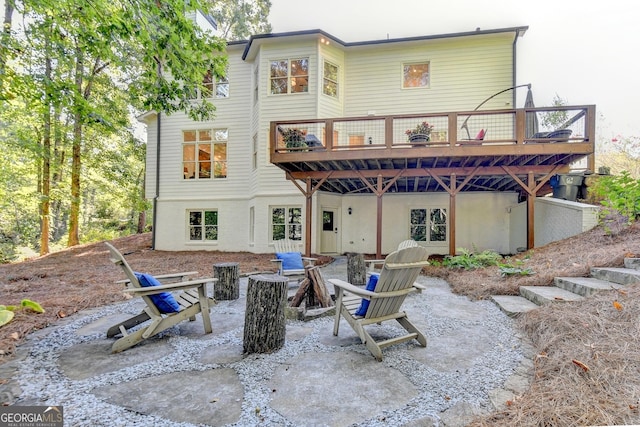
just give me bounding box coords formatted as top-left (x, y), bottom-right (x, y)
top-left (104, 242), bottom-right (217, 353)
top-left (366, 239), bottom-right (418, 273)
top-left (329, 245), bottom-right (430, 361)
top-left (271, 239), bottom-right (317, 281)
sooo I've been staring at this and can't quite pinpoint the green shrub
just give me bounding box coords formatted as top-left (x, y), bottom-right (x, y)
top-left (588, 171), bottom-right (640, 232)
top-left (443, 247), bottom-right (502, 270)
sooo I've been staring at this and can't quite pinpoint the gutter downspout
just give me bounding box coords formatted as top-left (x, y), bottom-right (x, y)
top-left (152, 112), bottom-right (160, 250)
top-left (512, 30), bottom-right (520, 106)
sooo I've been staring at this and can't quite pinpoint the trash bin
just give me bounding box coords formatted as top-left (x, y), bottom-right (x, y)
top-left (551, 174), bottom-right (584, 201)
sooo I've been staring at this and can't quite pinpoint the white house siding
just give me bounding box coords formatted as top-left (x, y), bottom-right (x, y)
top-left (508, 197), bottom-right (599, 253)
top-left (154, 198), bottom-right (249, 251)
top-left (248, 52), bottom-right (261, 196)
top-left (343, 33), bottom-right (514, 118)
top-left (245, 195), bottom-right (316, 253)
top-left (251, 40), bottom-right (320, 196)
top-left (314, 191), bottom-right (516, 255)
top-left (317, 45), bottom-right (346, 119)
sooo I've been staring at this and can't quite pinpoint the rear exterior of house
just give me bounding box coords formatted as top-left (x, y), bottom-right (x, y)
top-left (139, 26), bottom-right (596, 256)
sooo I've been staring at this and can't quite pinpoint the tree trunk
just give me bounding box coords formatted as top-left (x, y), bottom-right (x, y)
top-left (136, 168), bottom-right (146, 233)
top-left (213, 262), bottom-right (239, 301)
top-left (0, 1), bottom-right (14, 95)
top-left (67, 48), bottom-right (84, 247)
top-left (39, 34), bottom-right (52, 255)
top-left (243, 274), bottom-right (287, 354)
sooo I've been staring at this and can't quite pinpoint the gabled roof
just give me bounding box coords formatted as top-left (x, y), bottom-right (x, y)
top-left (242, 26), bottom-right (528, 61)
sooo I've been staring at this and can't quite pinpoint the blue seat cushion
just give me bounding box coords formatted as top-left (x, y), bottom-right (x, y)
top-left (134, 272), bottom-right (181, 314)
top-left (355, 273), bottom-right (379, 316)
top-left (276, 252), bottom-right (304, 270)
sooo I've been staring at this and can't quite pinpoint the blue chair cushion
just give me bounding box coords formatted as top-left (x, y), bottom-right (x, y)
top-left (134, 272), bottom-right (181, 314)
top-left (276, 252), bottom-right (304, 270)
top-left (355, 273), bottom-right (379, 316)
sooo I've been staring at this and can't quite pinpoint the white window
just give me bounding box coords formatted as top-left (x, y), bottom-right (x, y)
top-left (322, 60), bottom-right (338, 97)
top-left (253, 65), bottom-right (259, 104)
top-left (410, 208), bottom-right (447, 243)
top-left (189, 210), bottom-right (218, 241)
top-left (270, 58), bottom-right (309, 94)
top-left (200, 70), bottom-right (229, 99)
top-left (252, 133), bottom-right (258, 170)
top-left (249, 207), bottom-right (255, 244)
top-left (403, 62), bottom-right (430, 88)
top-left (271, 206), bottom-right (302, 241)
top-left (182, 129), bottom-right (227, 179)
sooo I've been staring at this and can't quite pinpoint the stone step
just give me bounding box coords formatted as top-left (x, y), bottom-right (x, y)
top-left (554, 276), bottom-right (625, 297)
top-left (590, 267), bottom-right (640, 285)
top-left (490, 295), bottom-right (539, 317)
top-left (624, 258), bottom-right (640, 270)
top-left (519, 286), bottom-right (584, 305)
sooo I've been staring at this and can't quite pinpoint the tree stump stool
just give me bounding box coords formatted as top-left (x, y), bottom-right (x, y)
top-left (243, 274), bottom-right (287, 354)
top-left (346, 252), bottom-right (366, 286)
top-left (213, 262), bottom-right (239, 300)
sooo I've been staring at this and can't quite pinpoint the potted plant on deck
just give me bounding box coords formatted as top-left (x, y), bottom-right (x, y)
top-left (281, 128), bottom-right (308, 150)
top-left (406, 121), bottom-right (434, 143)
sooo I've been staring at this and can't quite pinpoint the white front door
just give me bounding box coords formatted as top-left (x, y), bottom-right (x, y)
top-left (320, 208), bottom-right (338, 253)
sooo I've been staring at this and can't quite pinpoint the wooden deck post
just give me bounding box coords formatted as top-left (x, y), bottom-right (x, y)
top-left (449, 174), bottom-right (457, 256)
top-left (527, 172), bottom-right (535, 249)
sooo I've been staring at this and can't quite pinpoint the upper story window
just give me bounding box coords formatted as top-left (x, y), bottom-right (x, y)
top-left (410, 208), bottom-right (447, 243)
top-left (182, 129), bottom-right (227, 179)
top-left (200, 70), bottom-right (229, 99)
top-left (322, 60), bottom-right (338, 97)
top-left (270, 58), bottom-right (309, 94)
top-left (403, 62), bottom-right (430, 88)
top-left (253, 65), bottom-right (259, 104)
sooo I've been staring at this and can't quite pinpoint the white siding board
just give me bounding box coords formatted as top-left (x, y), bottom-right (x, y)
top-left (254, 41), bottom-right (319, 194)
top-left (152, 47), bottom-right (253, 201)
top-left (344, 35), bottom-right (514, 116)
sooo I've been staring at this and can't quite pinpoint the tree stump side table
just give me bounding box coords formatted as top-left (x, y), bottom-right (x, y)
top-left (213, 262), bottom-right (239, 300)
top-left (346, 252), bottom-right (366, 286)
top-left (243, 274), bottom-right (287, 354)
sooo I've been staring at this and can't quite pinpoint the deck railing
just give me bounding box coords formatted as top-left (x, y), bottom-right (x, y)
top-left (270, 105), bottom-right (596, 154)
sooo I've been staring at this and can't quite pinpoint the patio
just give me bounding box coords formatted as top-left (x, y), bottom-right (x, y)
top-left (2, 257), bottom-right (532, 426)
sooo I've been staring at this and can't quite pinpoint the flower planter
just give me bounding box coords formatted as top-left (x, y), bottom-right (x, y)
top-left (408, 134), bottom-right (430, 144)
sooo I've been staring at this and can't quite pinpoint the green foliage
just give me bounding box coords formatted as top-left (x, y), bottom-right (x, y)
top-left (588, 171), bottom-right (640, 231)
top-left (281, 128), bottom-right (308, 149)
top-left (443, 247), bottom-right (502, 270)
top-left (540, 94), bottom-right (569, 130)
top-left (498, 258), bottom-right (534, 277)
top-left (21, 299), bottom-right (45, 313)
top-left (0, 309), bottom-right (14, 328)
top-left (210, 0), bottom-right (273, 40)
top-left (0, 299), bottom-right (44, 328)
top-left (1, 0), bottom-right (237, 254)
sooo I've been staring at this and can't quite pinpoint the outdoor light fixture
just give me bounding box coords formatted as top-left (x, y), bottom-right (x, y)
top-left (348, 207), bottom-right (352, 215)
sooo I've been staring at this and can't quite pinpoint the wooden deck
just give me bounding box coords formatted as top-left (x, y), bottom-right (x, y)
top-left (269, 105), bottom-right (596, 256)
top-left (270, 105), bottom-right (595, 195)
